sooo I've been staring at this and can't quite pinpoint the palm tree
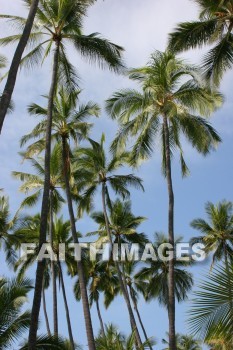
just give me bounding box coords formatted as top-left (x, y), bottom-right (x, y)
top-left (1, 2), bottom-right (124, 346)
top-left (95, 324), bottom-right (155, 350)
top-left (190, 200), bottom-right (233, 339)
top-left (0, 0), bottom-right (39, 132)
top-left (162, 332), bottom-right (202, 350)
top-left (14, 214), bottom-right (77, 349)
top-left (89, 199), bottom-right (152, 347)
top-left (13, 145), bottom-right (65, 337)
top-left (190, 201), bottom-right (233, 267)
top-left (119, 261), bottom-right (153, 350)
top-left (19, 89), bottom-right (100, 349)
top-left (89, 198), bottom-right (147, 246)
top-left (0, 277), bottom-right (32, 349)
top-left (74, 259), bottom-right (119, 337)
top-left (106, 50), bottom-right (222, 350)
top-left (188, 264), bottom-right (233, 344)
top-left (136, 233), bottom-right (193, 341)
top-left (74, 136), bottom-right (144, 348)
top-left (168, 0), bottom-right (233, 86)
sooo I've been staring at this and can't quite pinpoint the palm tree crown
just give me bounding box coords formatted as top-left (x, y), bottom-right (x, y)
top-left (136, 233), bottom-right (194, 308)
top-left (168, 0), bottom-right (233, 85)
top-left (0, 0), bottom-right (124, 91)
top-left (190, 200), bottom-right (233, 265)
top-left (106, 50), bottom-right (222, 172)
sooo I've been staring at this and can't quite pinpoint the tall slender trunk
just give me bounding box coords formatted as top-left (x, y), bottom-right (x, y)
top-left (28, 42), bottom-right (60, 349)
top-left (96, 298), bottom-right (105, 337)
top-left (224, 245), bottom-right (233, 311)
top-left (163, 115), bottom-right (176, 350)
top-left (0, 0), bottom-right (39, 133)
top-left (42, 281), bottom-right (51, 337)
top-left (50, 190), bottom-right (58, 336)
top-left (58, 260), bottom-right (75, 350)
top-left (128, 285), bottom-right (153, 350)
top-left (101, 182), bottom-right (142, 349)
top-left (61, 137), bottom-right (96, 350)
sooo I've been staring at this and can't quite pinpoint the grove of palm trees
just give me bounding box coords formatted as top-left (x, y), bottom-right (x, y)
top-left (0, 1), bottom-right (233, 349)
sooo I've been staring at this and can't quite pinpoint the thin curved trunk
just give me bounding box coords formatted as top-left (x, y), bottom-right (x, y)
top-left (96, 298), bottom-right (105, 337)
top-left (163, 115), bottom-right (176, 350)
top-left (61, 136), bottom-right (96, 350)
top-left (0, 0), bottom-right (39, 133)
top-left (128, 285), bottom-right (153, 350)
top-left (224, 244), bottom-right (233, 322)
top-left (58, 260), bottom-right (75, 350)
top-left (101, 182), bottom-right (142, 349)
top-left (28, 41), bottom-right (60, 349)
top-left (42, 281), bottom-right (51, 337)
top-left (50, 190), bottom-right (58, 336)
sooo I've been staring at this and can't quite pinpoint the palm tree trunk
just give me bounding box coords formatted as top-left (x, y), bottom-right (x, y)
top-left (58, 260), bottom-right (75, 350)
top-left (96, 298), bottom-right (105, 337)
top-left (0, 0), bottom-right (39, 133)
top-left (101, 182), bottom-right (142, 349)
top-left (61, 136), bottom-right (96, 350)
top-left (224, 245), bottom-right (233, 312)
top-left (50, 190), bottom-right (58, 336)
top-left (128, 285), bottom-right (153, 350)
top-left (42, 281), bottom-right (51, 337)
top-left (28, 41), bottom-right (60, 349)
top-left (163, 115), bottom-right (176, 350)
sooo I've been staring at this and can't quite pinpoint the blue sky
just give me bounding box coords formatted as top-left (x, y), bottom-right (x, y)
top-left (0, 0), bottom-right (233, 349)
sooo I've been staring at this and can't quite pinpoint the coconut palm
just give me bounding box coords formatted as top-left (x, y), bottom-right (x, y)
top-left (95, 324), bottom-right (155, 350)
top-left (190, 201), bottom-right (233, 266)
top-left (14, 214), bottom-right (77, 349)
top-left (88, 198), bottom-right (147, 246)
top-left (74, 260), bottom-right (119, 337)
top-left (1, 2), bottom-right (124, 346)
top-left (106, 50), bottom-right (222, 350)
top-left (136, 233), bottom-right (193, 310)
top-left (13, 144), bottom-right (65, 337)
top-left (19, 89), bottom-right (100, 348)
top-left (74, 135), bottom-right (144, 347)
top-left (168, 0), bottom-right (233, 86)
top-left (188, 264), bottom-right (233, 343)
top-left (118, 261), bottom-right (153, 350)
top-left (162, 332), bottom-right (202, 350)
top-left (0, 277), bottom-right (32, 349)
top-left (89, 199), bottom-right (152, 347)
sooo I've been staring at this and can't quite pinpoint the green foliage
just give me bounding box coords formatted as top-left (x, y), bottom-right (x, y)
top-left (73, 135), bottom-right (144, 217)
top-left (190, 200), bottom-right (233, 265)
top-left (106, 51), bottom-right (222, 172)
top-left (168, 0), bottom-right (233, 85)
top-left (0, 0), bottom-right (124, 93)
top-left (136, 233), bottom-right (193, 308)
top-left (0, 277), bottom-right (32, 349)
top-left (95, 324), bottom-right (155, 350)
top-left (162, 332), bottom-right (202, 350)
top-left (188, 264), bottom-right (233, 343)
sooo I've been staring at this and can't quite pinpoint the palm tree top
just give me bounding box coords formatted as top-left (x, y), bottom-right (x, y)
top-left (106, 50), bottom-right (222, 171)
top-left (190, 200), bottom-right (233, 264)
top-left (88, 198), bottom-right (148, 246)
top-left (0, 0), bottom-right (125, 81)
top-left (168, 0), bottom-right (233, 85)
top-left (73, 134), bottom-right (144, 216)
